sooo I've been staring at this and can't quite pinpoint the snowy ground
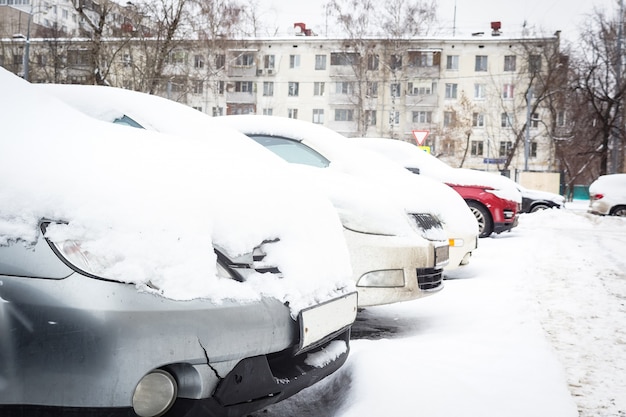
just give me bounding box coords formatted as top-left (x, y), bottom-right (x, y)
top-left (250, 200), bottom-right (626, 417)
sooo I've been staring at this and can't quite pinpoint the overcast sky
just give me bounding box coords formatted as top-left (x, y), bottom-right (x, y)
top-left (263, 0), bottom-right (611, 42)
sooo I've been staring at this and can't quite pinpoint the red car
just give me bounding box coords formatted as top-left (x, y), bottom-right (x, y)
top-left (352, 138), bottom-right (521, 238)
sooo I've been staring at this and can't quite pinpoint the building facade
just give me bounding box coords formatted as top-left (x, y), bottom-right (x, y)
top-left (1, 8), bottom-right (564, 177)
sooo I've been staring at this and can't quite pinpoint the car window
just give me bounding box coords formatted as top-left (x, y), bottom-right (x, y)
top-left (249, 135), bottom-right (330, 168)
top-left (113, 114), bottom-right (144, 129)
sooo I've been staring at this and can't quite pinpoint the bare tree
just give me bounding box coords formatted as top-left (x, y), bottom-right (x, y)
top-left (570, 6), bottom-right (626, 176)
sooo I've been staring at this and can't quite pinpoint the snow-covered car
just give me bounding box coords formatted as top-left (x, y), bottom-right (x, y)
top-left (352, 138), bottom-right (522, 238)
top-left (588, 174), bottom-right (626, 216)
top-left (217, 116), bottom-right (479, 291)
top-left (2, 69), bottom-right (358, 417)
top-left (40, 85), bottom-right (454, 307)
top-left (519, 186), bottom-right (565, 213)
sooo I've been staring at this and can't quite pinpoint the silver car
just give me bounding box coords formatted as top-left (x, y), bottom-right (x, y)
top-left (1, 70), bottom-right (358, 417)
top-left (0, 222), bottom-right (357, 417)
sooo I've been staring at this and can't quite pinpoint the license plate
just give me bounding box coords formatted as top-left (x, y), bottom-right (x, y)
top-left (435, 244), bottom-right (449, 267)
top-left (297, 292), bottom-right (358, 353)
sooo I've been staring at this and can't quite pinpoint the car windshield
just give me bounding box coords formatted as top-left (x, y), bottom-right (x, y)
top-left (249, 135), bottom-right (330, 168)
top-left (113, 114), bottom-right (144, 129)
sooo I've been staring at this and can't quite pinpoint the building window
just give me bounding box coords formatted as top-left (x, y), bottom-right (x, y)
top-left (366, 110), bottom-right (377, 125)
top-left (446, 55), bottom-right (459, 70)
top-left (445, 83), bottom-right (458, 99)
top-left (367, 54), bottom-right (379, 70)
top-left (315, 54), bottom-right (327, 70)
top-left (412, 111), bottom-right (432, 123)
top-left (289, 55), bottom-right (300, 68)
top-left (192, 80), bottom-right (203, 94)
top-left (390, 83), bottom-right (401, 97)
top-left (529, 55), bottom-right (542, 73)
top-left (389, 111), bottom-right (400, 125)
top-left (212, 107), bottom-right (224, 116)
top-left (502, 84), bottom-right (514, 99)
top-left (336, 81), bottom-right (354, 95)
top-left (194, 54), bottom-right (204, 69)
top-left (501, 112), bottom-right (512, 127)
top-left (410, 51), bottom-right (437, 67)
top-left (475, 55), bottom-right (488, 71)
top-left (504, 55), bottom-right (516, 71)
top-left (331, 52), bottom-right (358, 66)
top-left (443, 111), bottom-right (456, 127)
top-left (216, 80), bottom-right (225, 95)
top-left (366, 81), bottom-right (378, 97)
top-left (441, 140), bottom-right (455, 156)
top-left (472, 112), bottom-right (485, 127)
top-left (335, 109), bottom-right (354, 121)
top-left (389, 54), bottom-right (402, 70)
top-left (312, 109), bottom-right (324, 124)
top-left (474, 83), bottom-right (486, 99)
top-left (408, 83), bottom-right (434, 95)
top-left (499, 141), bottom-right (513, 157)
top-left (264, 54), bottom-right (275, 69)
top-left (471, 140), bottom-right (484, 156)
top-left (235, 53), bottom-right (254, 66)
top-left (314, 82), bottom-right (325, 96)
top-left (288, 108), bottom-right (298, 119)
top-left (263, 81), bottom-right (274, 96)
top-left (263, 108), bottom-right (273, 115)
top-left (215, 54), bottom-right (225, 69)
top-left (234, 81), bottom-right (254, 93)
top-left (168, 50), bottom-right (187, 65)
top-left (288, 82), bottom-right (299, 96)
top-left (530, 141), bottom-right (538, 157)
top-left (532, 112), bottom-right (540, 128)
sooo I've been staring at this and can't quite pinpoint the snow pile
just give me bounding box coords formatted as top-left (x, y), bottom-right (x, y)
top-left (1, 69), bottom-right (353, 314)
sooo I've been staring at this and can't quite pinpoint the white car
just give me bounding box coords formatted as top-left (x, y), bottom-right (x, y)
top-left (40, 85), bottom-right (450, 307)
top-left (589, 174), bottom-right (626, 216)
top-left (5, 73), bottom-right (358, 417)
top-left (352, 137), bottom-right (522, 238)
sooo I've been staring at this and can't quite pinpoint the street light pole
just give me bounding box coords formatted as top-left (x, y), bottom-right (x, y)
top-left (23, 10), bottom-right (32, 82)
top-left (525, 86), bottom-right (532, 171)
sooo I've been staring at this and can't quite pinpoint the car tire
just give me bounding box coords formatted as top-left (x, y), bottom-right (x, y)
top-left (610, 205), bottom-right (626, 216)
top-left (529, 203), bottom-right (550, 213)
top-left (467, 200), bottom-right (493, 238)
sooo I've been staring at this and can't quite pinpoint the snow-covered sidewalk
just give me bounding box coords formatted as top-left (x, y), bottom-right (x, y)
top-left (252, 201), bottom-right (626, 417)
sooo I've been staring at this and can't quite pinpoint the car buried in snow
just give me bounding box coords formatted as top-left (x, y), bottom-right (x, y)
top-left (2, 69), bottom-right (358, 417)
top-left (40, 84), bottom-right (455, 307)
top-left (588, 173), bottom-right (626, 216)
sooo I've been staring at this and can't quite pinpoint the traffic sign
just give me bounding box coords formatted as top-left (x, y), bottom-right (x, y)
top-left (412, 130), bottom-right (429, 145)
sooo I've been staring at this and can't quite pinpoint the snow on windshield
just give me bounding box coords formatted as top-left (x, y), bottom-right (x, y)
top-left (0, 69), bottom-right (353, 315)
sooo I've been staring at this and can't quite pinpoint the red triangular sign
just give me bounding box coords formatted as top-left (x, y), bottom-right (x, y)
top-left (412, 130), bottom-right (429, 146)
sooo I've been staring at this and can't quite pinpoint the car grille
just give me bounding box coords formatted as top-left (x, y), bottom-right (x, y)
top-left (417, 268), bottom-right (443, 290)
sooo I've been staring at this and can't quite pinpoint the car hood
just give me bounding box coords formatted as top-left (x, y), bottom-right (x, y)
top-left (5, 71), bottom-right (354, 315)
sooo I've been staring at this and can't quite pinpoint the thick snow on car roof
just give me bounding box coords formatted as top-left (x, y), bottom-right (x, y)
top-left (353, 137), bottom-right (522, 204)
top-left (0, 69), bottom-right (353, 314)
top-left (590, 174), bottom-right (626, 200)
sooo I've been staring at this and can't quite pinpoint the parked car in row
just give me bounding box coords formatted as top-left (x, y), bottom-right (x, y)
top-left (2, 69), bottom-right (358, 417)
top-left (40, 85), bottom-right (473, 307)
top-left (216, 115), bottom-right (479, 274)
top-left (589, 174), bottom-right (626, 216)
top-left (518, 185), bottom-right (565, 213)
top-left (351, 138), bottom-right (522, 238)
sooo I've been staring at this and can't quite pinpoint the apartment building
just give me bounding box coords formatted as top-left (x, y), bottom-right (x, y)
top-left (0, 11), bottom-right (563, 175)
